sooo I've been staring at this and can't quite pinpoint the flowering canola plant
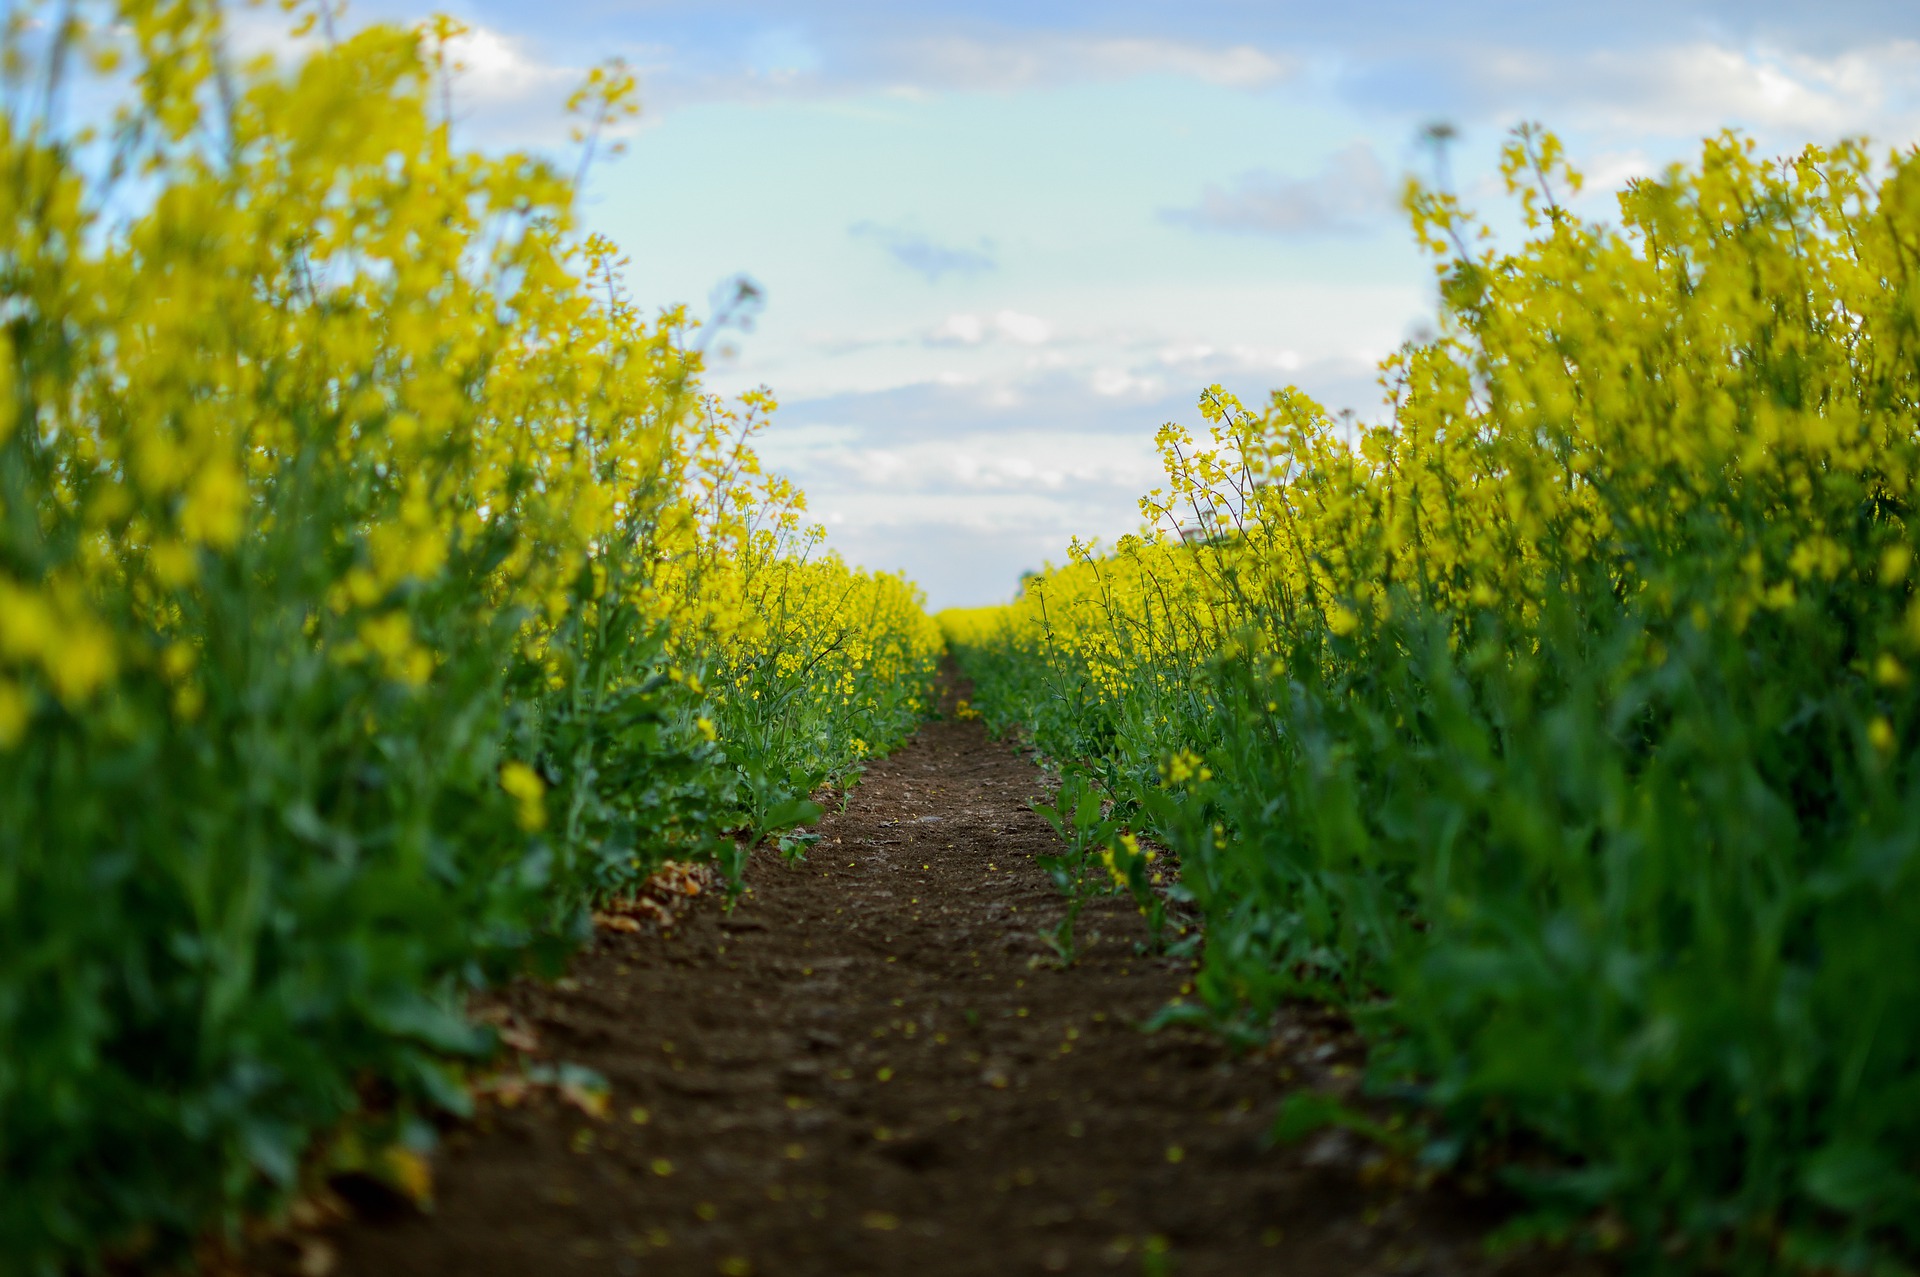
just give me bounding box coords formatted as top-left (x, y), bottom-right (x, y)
top-left (0, 5), bottom-right (936, 1270)
top-left (948, 128), bottom-right (1920, 1272)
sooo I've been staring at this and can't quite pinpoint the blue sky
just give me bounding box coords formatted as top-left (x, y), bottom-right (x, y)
top-left (260, 2), bottom-right (1920, 608)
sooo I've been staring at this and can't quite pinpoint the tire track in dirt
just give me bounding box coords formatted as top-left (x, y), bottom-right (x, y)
top-left (303, 688), bottom-right (1586, 1277)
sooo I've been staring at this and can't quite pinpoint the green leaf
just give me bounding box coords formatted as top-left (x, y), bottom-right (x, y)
top-left (367, 990), bottom-right (489, 1056)
top-left (763, 796), bottom-right (824, 831)
top-left (1803, 1140), bottom-right (1911, 1215)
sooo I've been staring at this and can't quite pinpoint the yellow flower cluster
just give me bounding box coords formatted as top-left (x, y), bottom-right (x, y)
top-left (0, 6), bottom-right (932, 768)
top-left (946, 126), bottom-right (1920, 1261)
top-left (950, 128), bottom-right (1920, 749)
top-left (684, 539), bottom-right (943, 779)
top-left (0, 9), bottom-right (938, 1268)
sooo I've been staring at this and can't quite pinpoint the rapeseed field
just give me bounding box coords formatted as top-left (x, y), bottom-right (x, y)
top-left (0, 8), bottom-right (935, 1269)
top-left (949, 129), bottom-right (1920, 1272)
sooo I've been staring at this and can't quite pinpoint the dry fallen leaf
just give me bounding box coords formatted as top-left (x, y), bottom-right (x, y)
top-left (592, 912), bottom-right (642, 933)
top-left (296, 1237), bottom-right (337, 1277)
top-left (498, 1023), bottom-right (541, 1054)
top-left (559, 1078), bottom-right (611, 1119)
top-left (381, 1146), bottom-right (433, 1207)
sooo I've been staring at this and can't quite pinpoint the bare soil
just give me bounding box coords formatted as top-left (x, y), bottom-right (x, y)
top-left (293, 685), bottom-right (1593, 1277)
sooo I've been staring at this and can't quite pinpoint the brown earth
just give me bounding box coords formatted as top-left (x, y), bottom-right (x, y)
top-left (285, 686), bottom-right (1595, 1277)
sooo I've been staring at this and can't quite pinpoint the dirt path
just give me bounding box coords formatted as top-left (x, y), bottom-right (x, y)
top-left (304, 694), bottom-right (1576, 1277)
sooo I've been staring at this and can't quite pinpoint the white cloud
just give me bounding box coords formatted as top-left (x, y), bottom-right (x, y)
top-left (881, 34), bottom-right (1296, 93)
top-left (619, 28), bottom-right (1295, 113)
top-left (931, 313), bottom-right (989, 344)
top-left (1576, 148), bottom-right (1659, 196)
top-left (1160, 342), bottom-right (1304, 373)
top-left (222, 6), bottom-right (323, 65)
top-left (1090, 367), bottom-right (1164, 398)
top-left (836, 438), bottom-right (1139, 495)
top-left (752, 349), bottom-right (1401, 607)
top-left (430, 24), bottom-right (605, 151)
top-left (1467, 40), bottom-right (1920, 143)
top-left (926, 310), bottom-right (1053, 346)
top-left (993, 310), bottom-right (1052, 345)
top-left (445, 25), bottom-right (578, 108)
top-left (1158, 342), bottom-right (1216, 365)
top-left (225, 11), bottom-right (588, 151)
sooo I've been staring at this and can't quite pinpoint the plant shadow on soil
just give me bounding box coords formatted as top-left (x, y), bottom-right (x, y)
top-left (270, 677), bottom-right (1606, 1277)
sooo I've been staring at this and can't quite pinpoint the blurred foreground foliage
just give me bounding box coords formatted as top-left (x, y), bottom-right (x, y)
top-left (947, 128), bottom-right (1920, 1272)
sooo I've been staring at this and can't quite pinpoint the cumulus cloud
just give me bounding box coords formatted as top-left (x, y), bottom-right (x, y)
top-left (223, 5), bottom-right (324, 65)
top-left (749, 348), bottom-right (1395, 608)
top-left (1089, 367), bottom-right (1164, 398)
top-left (1163, 141), bottom-right (1394, 236)
top-left (927, 310), bottom-right (1052, 346)
top-left (1158, 342), bottom-right (1305, 374)
top-left (994, 311), bottom-right (1052, 344)
top-left (224, 11), bottom-right (592, 150)
top-left (880, 34), bottom-right (1295, 93)
top-left (611, 27), bottom-right (1298, 112)
top-left (1458, 40), bottom-right (1920, 143)
top-left (448, 26), bottom-right (579, 104)
top-left (761, 422), bottom-right (1166, 606)
top-left (850, 222), bottom-right (998, 281)
top-left (823, 433), bottom-right (1158, 496)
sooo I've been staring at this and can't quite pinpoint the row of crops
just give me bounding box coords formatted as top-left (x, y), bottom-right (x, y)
top-left (945, 132), bottom-right (1920, 1273)
top-left (0, 9), bottom-right (938, 1272)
